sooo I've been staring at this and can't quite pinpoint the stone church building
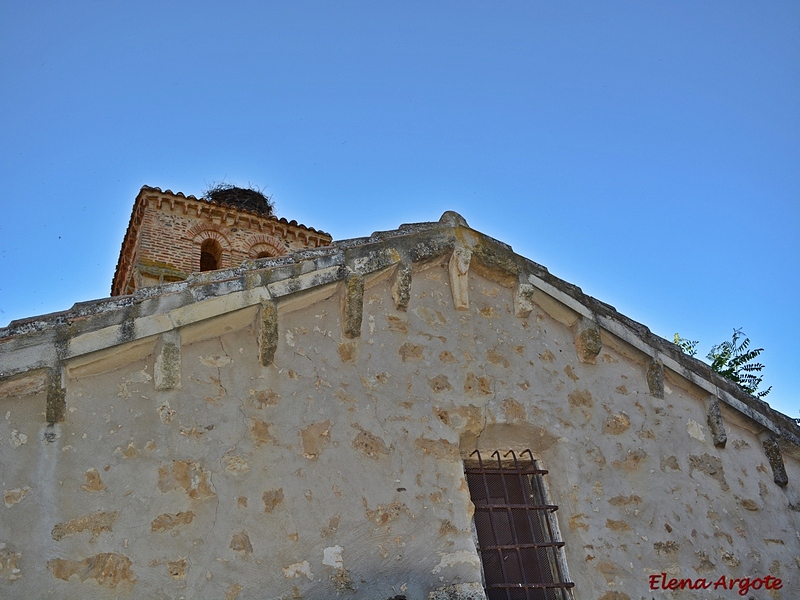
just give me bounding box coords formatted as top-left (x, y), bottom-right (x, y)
top-left (0, 186), bottom-right (798, 599)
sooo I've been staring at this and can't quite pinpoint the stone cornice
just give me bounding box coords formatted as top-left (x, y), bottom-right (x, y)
top-left (4, 211), bottom-right (798, 452)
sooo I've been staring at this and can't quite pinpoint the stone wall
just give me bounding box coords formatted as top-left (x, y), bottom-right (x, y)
top-left (2, 218), bottom-right (798, 599)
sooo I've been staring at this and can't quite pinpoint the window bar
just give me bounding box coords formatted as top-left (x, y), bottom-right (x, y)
top-left (507, 449), bottom-right (549, 597)
top-left (493, 450), bottom-right (531, 593)
top-left (468, 450), bottom-right (575, 600)
top-left (472, 449), bottom-right (513, 600)
top-left (522, 449), bottom-right (570, 600)
top-left (506, 449), bottom-right (547, 596)
top-left (517, 449), bottom-right (551, 598)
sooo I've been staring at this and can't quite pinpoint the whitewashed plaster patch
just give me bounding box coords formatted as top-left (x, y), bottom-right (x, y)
top-left (687, 419), bottom-right (706, 442)
top-left (282, 560), bottom-right (313, 580)
top-left (323, 545), bottom-right (344, 569)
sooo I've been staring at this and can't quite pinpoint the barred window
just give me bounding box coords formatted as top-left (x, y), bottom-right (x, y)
top-left (465, 450), bottom-right (574, 600)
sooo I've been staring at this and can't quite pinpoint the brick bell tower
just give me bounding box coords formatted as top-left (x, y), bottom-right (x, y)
top-left (111, 185), bottom-right (332, 296)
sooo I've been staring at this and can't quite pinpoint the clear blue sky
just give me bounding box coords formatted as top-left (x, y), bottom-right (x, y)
top-left (1, 2), bottom-right (798, 418)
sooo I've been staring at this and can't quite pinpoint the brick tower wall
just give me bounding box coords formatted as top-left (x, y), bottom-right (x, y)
top-left (114, 189), bottom-right (331, 295)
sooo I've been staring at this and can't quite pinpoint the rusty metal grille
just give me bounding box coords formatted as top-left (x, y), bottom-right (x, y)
top-left (465, 450), bottom-right (574, 600)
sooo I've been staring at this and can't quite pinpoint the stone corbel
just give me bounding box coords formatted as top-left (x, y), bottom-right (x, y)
top-left (647, 358), bottom-right (664, 399)
top-left (391, 258), bottom-right (412, 311)
top-left (705, 395), bottom-right (727, 448)
top-left (573, 317), bottom-right (602, 364)
top-left (449, 246), bottom-right (472, 311)
top-left (259, 299), bottom-right (279, 366)
top-left (513, 276), bottom-right (535, 318)
top-left (342, 270), bottom-right (365, 338)
top-left (760, 434), bottom-right (788, 487)
top-left (46, 366), bottom-right (66, 425)
top-left (154, 329), bottom-right (182, 390)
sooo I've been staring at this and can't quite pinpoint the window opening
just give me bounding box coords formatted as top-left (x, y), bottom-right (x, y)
top-left (200, 239), bottom-right (222, 271)
top-left (465, 449), bottom-right (574, 600)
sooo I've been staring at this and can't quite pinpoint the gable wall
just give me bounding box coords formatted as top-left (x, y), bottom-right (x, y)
top-left (1, 253), bottom-right (798, 599)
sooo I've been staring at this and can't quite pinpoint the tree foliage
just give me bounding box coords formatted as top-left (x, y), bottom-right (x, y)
top-left (673, 329), bottom-right (771, 398)
top-left (672, 334), bottom-right (699, 358)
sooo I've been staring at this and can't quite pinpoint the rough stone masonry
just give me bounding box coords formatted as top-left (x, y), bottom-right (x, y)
top-left (1, 201), bottom-right (799, 599)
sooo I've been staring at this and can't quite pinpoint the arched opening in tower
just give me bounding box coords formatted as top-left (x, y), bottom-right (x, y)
top-left (200, 239), bottom-right (222, 271)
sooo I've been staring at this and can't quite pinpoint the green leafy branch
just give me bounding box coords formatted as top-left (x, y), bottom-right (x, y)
top-left (673, 328), bottom-right (771, 398)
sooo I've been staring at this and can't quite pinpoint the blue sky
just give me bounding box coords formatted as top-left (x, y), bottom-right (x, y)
top-left (1, 2), bottom-right (798, 417)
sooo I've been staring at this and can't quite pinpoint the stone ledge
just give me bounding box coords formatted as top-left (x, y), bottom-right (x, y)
top-left (2, 214), bottom-right (797, 448)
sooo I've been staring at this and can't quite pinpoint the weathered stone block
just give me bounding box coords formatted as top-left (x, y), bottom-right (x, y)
top-left (342, 271), bottom-right (364, 338)
top-left (154, 330), bottom-right (181, 390)
top-left (513, 280), bottom-right (535, 318)
top-left (762, 436), bottom-right (788, 487)
top-left (646, 359), bottom-right (664, 399)
top-left (449, 246), bottom-right (472, 311)
top-left (46, 367), bottom-right (66, 424)
top-left (573, 317), bottom-right (602, 364)
top-left (391, 259), bottom-right (412, 311)
top-left (259, 300), bottom-right (279, 365)
top-left (439, 210), bottom-right (469, 228)
top-left (47, 552), bottom-right (135, 588)
top-left (705, 395), bottom-right (727, 448)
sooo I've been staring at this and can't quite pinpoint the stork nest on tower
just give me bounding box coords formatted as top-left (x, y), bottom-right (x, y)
top-left (202, 183), bottom-right (275, 217)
